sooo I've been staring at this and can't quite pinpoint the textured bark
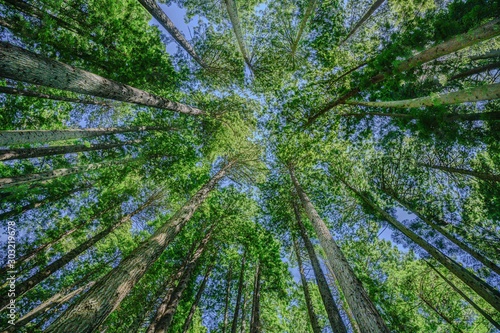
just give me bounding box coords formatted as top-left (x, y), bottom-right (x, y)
top-left (383, 186), bottom-right (500, 276)
top-left (0, 159), bottom-right (128, 189)
top-left (240, 288), bottom-right (247, 333)
top-left (419, 163), bottom-right (500, 182)
top-left (307, 18), bottom-right (500, 125)
top-left (45, 161), bottom-right (234, 333)
top-left (426, 262), bottom-right (500, 330)
top-left (450, 62), bottom-right (500, 80)
top-left (340, 0), bottom-right (385, 45)
top-left (0, 126), bottom-right (170, 146)
top-left (0, 191), bottom-right (161, 311)
top-left (152, 228), bottom-right (214, 333)
top-left (293, 237), bottom-right (322, 333)
top-left (0, 86), bottom-right (115, 108)
top-left (346, 83), bottom-right (500, 108)
top-left (224, 0), bottom-right (253, 71)
top-left (222, 264), bottom-right (233, 333)
top-left (289, 167), bottom-right (390, 333)
top-left (340, 178), bottom-right (500, 312)
top-left (249, 261), bottom-right (262, 333)
top-left (0, 141), bottom-right (137, 161)
top-left (0, 42), bottom-right (206, 115)
top-left (181, 265), bottom-right (213, 333)
top-left (231, 252), bottom-right (246, 333)
top-left (137, 0), bottom-right (206, 68)
top-left (293, 201), bottom-right (347, 333)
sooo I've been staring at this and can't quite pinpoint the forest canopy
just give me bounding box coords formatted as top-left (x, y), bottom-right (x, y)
top-left (0, 0), bottom-right (499, 332)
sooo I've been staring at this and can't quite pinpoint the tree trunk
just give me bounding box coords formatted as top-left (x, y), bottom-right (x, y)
top-left (45, 161), bottom-right (235, 333)
top-left (152, 227), bottom-right (214, 333)
top-left (0, 191), bottom-right (162, 311)
top-left (231, 252), bottom-right (246, 333)
top-left (222, 264), bottom-right (233, 333)
top-left (0, 86), bottom-right (115, 108)
top-left (307, 18), bottom-right (500, 126)
top-left (450, 62), bottom-right (500, 80)
top-left (240, 287), bottom-right (247, 333)
top-left (418, 163), bottom-right (500, 182)
top-left (292, 200), bottom-right (347, 333)
top-left (290, 0), bottom-right (317, 56)
top-left (426, 261), bottom-right (500, 330)
top-left (223, 0), bottom-right (253, 71)
top-left (181, 265), bottom-right (213, 333)
top-left (289, 167), bottom-right (389, 333)
top-left (0, 140), bottom-right (138, 161)
top-left (340, 0), bottom-right (385, 45)
top-left (0, 42), bottom-right (205, 115)
top-left (418, 294), bottom-right (465, 333)
top-left (0, 126), bottom-right (170, 146)
top-left (339, 177), bottom-right (500, 312)
top-left (137, 0), bottom-right (206, 68)
top-left (0, 159), bottom-right (129, 189)
top-left (382, 186), bottom-right (500, 275)
top-left (339, 111), bottom-right (500, 122)
top-left (345, 83), bottom-right (500, 108)
top-left (293, 237), bottom-right (322, 333)
top-left (470, 49), bottom-right (500, 61)
top-left (249, 261), bottom-right (262, 333)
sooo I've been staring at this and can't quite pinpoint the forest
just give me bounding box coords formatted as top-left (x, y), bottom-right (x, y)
top-left (0, 0), bottom-right (499, 332)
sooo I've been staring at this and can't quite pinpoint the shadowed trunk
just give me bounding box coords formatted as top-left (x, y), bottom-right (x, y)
top-left (418, 163), bottom-right (500, 182)
top-left (231, 252), bottom-right (246, 333)
top-left (340, 0), bottom-right (385, 45)
top-left (224, 0), bottom-right (253, 71)
top-left (222, 264), bottom-right (233, 333)
top-left (450, 62), bottom-right (500, 80)
top-left (418, 293), bottom-right (465, 333)
top-left (181, 265), bottom-right (213, 333)
top-left (249, 261), bottom-right (262, 333)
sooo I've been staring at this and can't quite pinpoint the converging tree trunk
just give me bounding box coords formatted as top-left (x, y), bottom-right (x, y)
top-left (339, 177), bottom-right (500, 312)
top-left (249, 261), bottom-right (262, 333)
top-left (181, 264), bottom-right (214, 333)
top-left (292, 200), bottom-right (347, 333)
top-left (290, 0), bottom-right (318, 57)
top-left (222, 264), bottom-right (233, 333)
top-left (289, 166), bottom-right (390, 333)
top-left (340, 0), bottom-right (385, 45)
top-left (418, 163), bottom-right (500, 182)
top-left (224, 0), bottom-right (253, 71)
top-left (0, 42), bottom-right (206, 115)
top-left (231, 252), bottom-right (246, 333)
top-left (450, 62), bottom-right (500, 80)
top-left (293, 237), bottom-right (322, 333)
top-left (345, 83), bottom-right (500, 108)
top-left (45, 161), bottom-right (235, 333)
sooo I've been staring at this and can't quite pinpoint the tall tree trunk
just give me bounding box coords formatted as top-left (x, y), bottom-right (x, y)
top-left (290, 0), bottom-right (317, 56)
top-left (426, 261), bottom-right (500, 330)
top-left (293, 237), bottom-right (322, 333)
top-left (292, 200), bottom-right (347, 333)
top-left (223, 264), bottom-right (233, 333)
top-left (339, 177), bottom-right (500, 312)
top-left (470, 49), bottom-right (500, 61)
top-left (345, 83), bottom-right (500, 108)
top-left (0, 126), bottom-right (170, 146)
top-left (0, 86), bottom-right (115, 108)
top-left (249, 261), bottom-right (262, 333)
top-left (223, 0), bottom-right (253, 71)
top-left (382, 186), bottom-right (500, 275)
top-left (181, 265), bottom-right (213, 333)
top-left (340, 0), bottom-right (385, 45)
top-left (418, 163), bottom-right (500, 182)
top-left (137, 0), bottom-right (207, 68)
top-left (0, 42), bottom-right (206, 115)
top-left (240, 287), bottom-right (247, 333)
top-left (339, 111), bottom-right (500, 122)
top-left (0, 191), bottom-right (162, 310)
top-left (231, 252), bottom-right (246, 333)
top-left (0, 140), bottom-right (138, 161)
top-left (45, 160), bottom-right (235, 333)
top-left (0, 159), bottom-right (129, 189)
top-left (289, 166), bottom-right (389, 333)
top-left (152, 227), bottom-right (214, 333)
top-left (417, 294), bottom-right (465, 333)
top-left (307, 18), bottom-right (500, 126)
top-left (450, 62), bottom-right (500, 80)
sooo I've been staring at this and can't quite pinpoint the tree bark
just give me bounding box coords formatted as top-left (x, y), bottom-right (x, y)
top-left (450, 62), bottom-right (500, 80)
top-left (470, 49), bottom-right (500, 61)
top-left (289, 167), bottom-right (389, 333)
top-left (0, 86), bottom-right (115, 108)
top-left (0, 126), bottom-right (171, 146)
top-left (293, 237), bottom-right (322, 333)
top-left (426, 261), bottom-right (500, 330)
top-left (0, 140), bottom-right (138, 161)
top-left (339, 111), bottom-right (500, 122)
top-left (222, 264), bottom-right (233, 333)
top-left (339, 177), bottom-right (500, 312)
top-left (45, 160), bottom-right (235, 333)
top-left (249, 261), bottom-right (262, 333)
top-left (137, 0), bottom-right (207, 68)
top-left (345, 83), bottom-right (500, 108)
top-left (307, 18), bottom-right (500, 126)
top-left (292, 200), bottom-right (347, 333)
top-left (181, 265), bottom-right (213, 333)
top-left (0, 42), bottom-right (206, 115)
top-left (418, 163), bottom-right (500, 182)
top-left (240, 287), bottom-right (247, 333)
top-left (382, 186), bottom-right (500, 275)
top-left (231, 252), bottom-right (246, 333)
top-left (418, 294), bottom-right (465, 333)
top-left (0, 191), bottom-right (162, 311)
top-left (290, 0), bottom-right (317, 56)
top-left (340, 0), bottom-right (385, 45)
top-left (224, 0), bottom-right (253, 71)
